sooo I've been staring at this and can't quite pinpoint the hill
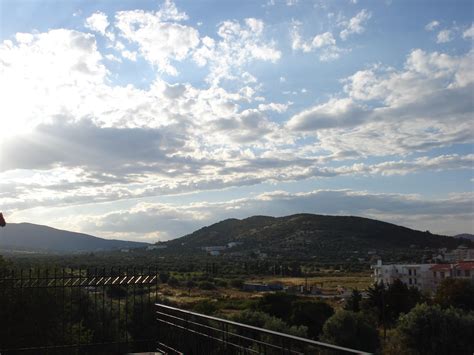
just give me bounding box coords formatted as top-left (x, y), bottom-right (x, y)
top-left (164, 214), bottom-right (470, 262)
top-left (0, 223), bottom-right (149, 253)
top-left (454, 233), bottom-right (474, 242)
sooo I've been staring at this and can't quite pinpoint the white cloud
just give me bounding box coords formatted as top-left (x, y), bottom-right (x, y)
top-left (121, 49), bottom-right (137, 61)
top-left (115, 1), bottom-right (200, 75)
top-left (463, 23), bottom-right (474, 39)
top-left (287, 98), bottom-right (367, 131)
top-left (15, 189), bottom-right (472, 240)
top-left (291, 24), bottom-right (344, 61)
top-left (425, 20), bottom-right (440, 31)
top-left (85, 12), bottom-right (109, 35)
top-left (288, 49), bottom-right (474, 156)
top-left (193, 18), bottom-right (280, 85)
top-left (436, 29), bottom-right (453, 43)
top-left (339, 9), bottom-right (372, 40)
top-left (0, 29), bottom-right (107, 136)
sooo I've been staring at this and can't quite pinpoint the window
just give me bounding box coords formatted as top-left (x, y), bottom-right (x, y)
top-left (414, 278), bottom-right (417, 284)
top-left (408, 269), bottom-right (412, 276)
top-left (414, 269), bottom-right (417, 276)
top-left (465, 270), bottom-right (471, 277)
top-left (441, 272), bottom-right (445, 278)
top-left (433, 271), bottom-right (437, 278)
top-left (457, 270), bottom-right (461, 277)
top-left (409, 278), bottom-right (412, 285)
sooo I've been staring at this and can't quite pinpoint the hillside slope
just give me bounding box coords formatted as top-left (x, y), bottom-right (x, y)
top-left (0, 223), bottom-right (149, 253)
top-left (165, 214), bottom-right (468, 261)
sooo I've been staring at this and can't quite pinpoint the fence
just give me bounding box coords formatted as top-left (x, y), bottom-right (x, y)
top-left (155, 303), bottom-right (371, 355)
top-left (0, 267), bottom-right (160, 354)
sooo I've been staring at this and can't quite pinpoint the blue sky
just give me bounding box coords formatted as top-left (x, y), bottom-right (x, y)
top-left (0, 0), bottom-right (472, 241)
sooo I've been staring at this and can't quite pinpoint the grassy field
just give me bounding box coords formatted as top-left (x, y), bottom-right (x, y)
top-left (248, 273), bottom-right (373, 291)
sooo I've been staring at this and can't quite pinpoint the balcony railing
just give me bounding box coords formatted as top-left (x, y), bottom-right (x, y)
top-left (155, 303), bottom-right (371, 355)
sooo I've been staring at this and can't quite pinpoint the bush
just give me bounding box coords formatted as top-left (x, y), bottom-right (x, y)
top-left (198, 281), bottom-right (216, 290)
top-left (230, 279), bottom-right (244, 289)
top-left (388, 303), bottom-right (474, 355)
top-left (290, 300), bottom-right (334, 339)
top-left (320, 310), bottom-right (380, 353)
top-left (434, 278), bottom-right (474, 311)
top-left (215, 279), bottom-right (228, 287)
top-left (231, 310), bottom-right (307, 338)
top-left (159, 273), bottom-right (170, 284)
top-left (193, 300), bottom-right (218, 315)
top-left (167, 276), bottom-right (180, 287)
top-left (256, 292), bottom-right (297, 321)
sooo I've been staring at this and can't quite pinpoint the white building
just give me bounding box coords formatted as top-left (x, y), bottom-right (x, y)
top-left (202, 246), bottom-right (227, 252)
top-left (373, 260), bottom-right (474, 292)
top-left (443, 246), bottom-right (474, 262)
top-left (372, 260), bottom-right (434, 291)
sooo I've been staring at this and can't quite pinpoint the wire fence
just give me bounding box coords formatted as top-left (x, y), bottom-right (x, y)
top-left (155, 303), bottom-right (371, 355)
top-left (0, 267), bottom-right (160, 354)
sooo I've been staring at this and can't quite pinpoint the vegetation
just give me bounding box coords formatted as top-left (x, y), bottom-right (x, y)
top-left (320, 310), bottom-right (380, 353)
top-left (434, 278), bottom-right (474, 311)
top-left (386, 304), bottom-right (474, 355)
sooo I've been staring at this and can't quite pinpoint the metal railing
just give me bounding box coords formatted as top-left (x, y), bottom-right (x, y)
top-left (155, 303), bottom-right (371, 355)
top-left (0, 267), bottom-right (160, 354)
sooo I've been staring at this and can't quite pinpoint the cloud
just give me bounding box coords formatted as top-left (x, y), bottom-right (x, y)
top-left (287, 48), bottom-right (474, 156)
top-left (436, 29), bottom-right (453, 43)
top-left (339, 9), bottom-right (372, 40)
top-left (463, 23), bottom-right (474, 39)
top-left (287, 98), bottom-right (368, 131)
top-left (115, 1), bottom-right (200, 75)
top-left (193, 18), bottom-right (281, 85)
top-left (291, 23), bottom-right (344, 61)
top-left (0, 29), bottom-right (107, 136)
top-left (425, 20), bottom-right (440, 31)
top-left (85, 12), bottom-right (110, 36)
top-left (16, 189), bottom-right (472, 241)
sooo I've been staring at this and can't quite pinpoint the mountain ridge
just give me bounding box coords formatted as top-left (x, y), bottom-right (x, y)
top-left (163, 213), bottom-right (470, 261)
top-left (0, 222), bottom-right (149, 253)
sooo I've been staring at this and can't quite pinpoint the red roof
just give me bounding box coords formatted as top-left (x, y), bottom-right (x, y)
top-left (430, 262), bottom-right (474, 271)
top-left (455, 261), bottom-right (474, 270)
top-left (430, 264), bottom-right (452, 271)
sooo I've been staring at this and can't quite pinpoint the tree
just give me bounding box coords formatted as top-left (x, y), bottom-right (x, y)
top-left (320, 310), bottom-right (380, 353)
top-left (365, 280), bottom-right (423, 329)
top-left (344, 289), bottom-right (362, 312)
top-left (290, 300), bottom-right (334, 339)
top-left (232, 310), bottom-right (307, 338)
top-left (256, 292), bottom-right (297, 321)
top-left (159, 273), bottom-right (170, 284)
top-left (434, 278), bottom-right (474, 311)
top-left (167, 276), bottom-right (179, 287)
top-left (389, 303), bottom-right (474, 355)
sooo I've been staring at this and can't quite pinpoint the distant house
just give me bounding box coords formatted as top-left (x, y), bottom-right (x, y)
top-left (242, 283), bottom-right (283, 292)
top-left (209, 250), bottom-right (221, 256)
top-left (227, 242), bottom-right (241, 248)
top-left (147, 245), bottom-right (167, 250)
top-left (372, 260), bottom-right (435, 291)
top-left (443, 246), bottom-right (474, 262)
top-left (120, 248), bottom-right (130, 253)
top-left (373, 259), bottom-right (474, 292)
top-left (202, 246), bottom-right (227, 252)
top-left (431, 261), bottom-right (474, 288)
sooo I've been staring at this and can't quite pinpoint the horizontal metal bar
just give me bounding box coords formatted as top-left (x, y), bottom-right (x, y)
top-left (0, 274), bottom-right (160, 288)
top-left (156, 303), bottom-right (371, 354)
top-left (157, 318), bottom-right (260, 354)
top-left (156, 310), bottom-right (293, 354)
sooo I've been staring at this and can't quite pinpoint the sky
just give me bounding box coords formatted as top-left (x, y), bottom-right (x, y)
top-left (0, 0), bottom-right (473, 242)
